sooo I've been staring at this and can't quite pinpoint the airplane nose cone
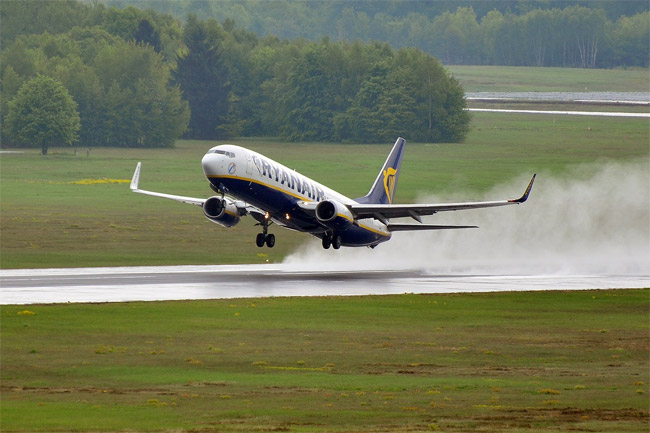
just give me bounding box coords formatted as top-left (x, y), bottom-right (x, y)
top-left (202, 152), bottom-right (222, 177)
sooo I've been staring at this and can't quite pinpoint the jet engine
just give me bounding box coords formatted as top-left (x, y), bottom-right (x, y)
top-left (203, 196), bottom-right (241, 227)
top-left (315, 199), bottom-right (355, 229)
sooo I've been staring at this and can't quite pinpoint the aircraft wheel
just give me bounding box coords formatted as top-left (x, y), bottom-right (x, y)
top-left (322, 236), bottom-right (331, 249)
top-left (332, 235), bottom-right (342, 250)
top-left (256, 233), bottom-right (265, 247)
top-left (266, 234), bottom-right (276, 248)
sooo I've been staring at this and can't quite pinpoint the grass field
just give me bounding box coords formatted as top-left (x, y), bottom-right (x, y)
top-left (1, 111), bottom-right (647, 269)
top-left (447, 65), bottom-right (650, 92)
top-left (2, 289), bottom-right (648, 432)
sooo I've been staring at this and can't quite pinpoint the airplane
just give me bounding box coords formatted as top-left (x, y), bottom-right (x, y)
top-left (130, 137), bottom-right (535, 250)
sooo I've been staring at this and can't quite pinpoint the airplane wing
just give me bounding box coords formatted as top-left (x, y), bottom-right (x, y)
top-left (350, 174), bottom-right (536, 225)
top-left (130, 162), bottom-right (206, 206)
top-left (130, 163), bottom-right (275, 223)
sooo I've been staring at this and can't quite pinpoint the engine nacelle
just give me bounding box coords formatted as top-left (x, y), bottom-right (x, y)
top-left (315, 199), bottom-right (355, 229)
top-left (203, 196), bottom-right (241, 228)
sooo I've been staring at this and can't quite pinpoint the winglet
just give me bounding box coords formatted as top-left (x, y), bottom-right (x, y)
top-left (509, 174), bottom-right (536, 204)
top-left (130, 162), bottom-right (142, 191)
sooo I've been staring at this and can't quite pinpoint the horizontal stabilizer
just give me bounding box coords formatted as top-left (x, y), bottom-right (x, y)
top-left (387, 224), bottom-right (478, 232)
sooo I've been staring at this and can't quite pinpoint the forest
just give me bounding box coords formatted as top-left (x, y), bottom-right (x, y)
top-left (101, 0), bottom-right (649, 68)
top-left (1, 0), bottom-right (648, 149)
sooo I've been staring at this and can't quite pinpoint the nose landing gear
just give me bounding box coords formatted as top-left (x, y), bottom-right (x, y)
top-left (255, 214), bottom-right (275, 248)
top-left (256, 232), bottom-right (275, 248)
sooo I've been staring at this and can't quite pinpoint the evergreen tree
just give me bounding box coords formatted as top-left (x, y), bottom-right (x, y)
top-left (173, 14), bottom-right (230, 139)
top-left (134, 18), bottom-right (162, 52)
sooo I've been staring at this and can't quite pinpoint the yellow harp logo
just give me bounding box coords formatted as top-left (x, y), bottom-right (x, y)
top-left (383, 167), bottom-right (397, 204)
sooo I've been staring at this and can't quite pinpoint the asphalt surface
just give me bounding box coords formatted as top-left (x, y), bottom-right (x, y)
top-left (1, 265), bottom-right (648, 304)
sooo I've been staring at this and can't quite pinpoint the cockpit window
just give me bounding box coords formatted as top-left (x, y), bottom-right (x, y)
top-left (208, 149), bottom-right (236, 158)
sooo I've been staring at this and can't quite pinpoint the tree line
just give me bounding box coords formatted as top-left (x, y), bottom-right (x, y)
top-left (409, 6), bottom-right (648, 68)
top-left (104, 0), bottom-right (649, 68)
top-left (1, 0), bottom-right (469, 148)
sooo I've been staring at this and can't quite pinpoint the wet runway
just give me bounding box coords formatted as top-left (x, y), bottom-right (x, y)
top-left (465, 91), bottom-right (650, 117)
top-left (467, 108), bottom-right (650, 117)
top-left (1, 265), bottom-right (648, 305)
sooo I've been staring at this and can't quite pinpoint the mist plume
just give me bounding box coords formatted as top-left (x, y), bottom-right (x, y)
top-left (284, 160), bottom-right (649, 276)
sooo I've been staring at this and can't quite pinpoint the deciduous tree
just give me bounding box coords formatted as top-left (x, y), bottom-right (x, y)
top-left (5, 75), bottom-right (80, 155)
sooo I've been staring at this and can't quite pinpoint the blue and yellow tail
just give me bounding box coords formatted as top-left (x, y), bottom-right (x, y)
top-left (355, 137), bottom-right (405, 205)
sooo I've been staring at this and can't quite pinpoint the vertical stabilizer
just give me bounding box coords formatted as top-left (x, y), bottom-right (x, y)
top-left (355, 137), bottom-right (405, 205)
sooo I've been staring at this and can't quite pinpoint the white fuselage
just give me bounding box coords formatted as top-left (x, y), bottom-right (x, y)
top-left (201, 144), bottom-right (390, 244)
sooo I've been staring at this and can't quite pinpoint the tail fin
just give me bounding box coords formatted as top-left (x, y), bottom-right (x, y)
top-left (355, 137), bottom-right (405, 205)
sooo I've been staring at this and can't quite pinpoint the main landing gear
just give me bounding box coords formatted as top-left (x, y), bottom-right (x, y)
top-left (255, 215), bottom-right (275, 248)
top-left (321, 233), bottom-right (342, 250)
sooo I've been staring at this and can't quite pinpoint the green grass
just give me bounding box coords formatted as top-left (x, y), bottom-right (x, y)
top-left (447, 65), bottom-right (650, 92)
top-left (2, 290), bottom-right (648, 432)
top-left (1, 111), bottom-right (648, 268)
